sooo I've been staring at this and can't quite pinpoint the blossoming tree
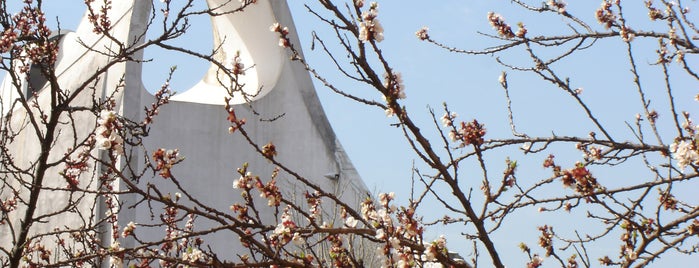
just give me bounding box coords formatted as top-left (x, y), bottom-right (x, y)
top-left (1, 0), bottom-right (698, 268)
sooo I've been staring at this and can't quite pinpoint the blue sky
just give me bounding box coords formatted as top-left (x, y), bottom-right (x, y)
top-left (4, 0), bottom-right (698, 266)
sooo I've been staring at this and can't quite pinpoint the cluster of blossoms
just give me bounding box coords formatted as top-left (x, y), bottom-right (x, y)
top-left (0, 27), bottom-right (18, 54)
top-left (176, 215), bottom-right (208, 267)
top-left (228, 50), bottom-right (246, 76)
top-left (270, 22), bottom-right (290, 48)
top-left (22, 41), bottom-right (58, 72)
top-left (160, 204), bottom-right (180, 255)
top-left (258, 177), bottom-right (281, 207)
top-left (0, 196), bottom-right (17, 225)
top-left (576, 143), bottom-right (603, 161)
top-left (537, 225), bottom-right (554, 257)
top-left (647, 0), bottom-right (690, 21)
top-left (121, 221), bottom-right (136, 238)
top-left (415, 26), bottom-right (429, 41)
top-left (670, 139), bottom-right (699, 170)
top-left (179, 214), bottom-right (198, 250)
top-left (106, 212), bottom-right (121, 243)
top-left (231, 166), bottom-right (281, 219)
top-left (595, 1), bottom-right (617, 29)
top-left (599, 255), bottom-right (614, 266)
top-left (324, 233), bottom-right (352, 266)
top-left (270, 206), bottom-right (304, 247)
top-left (262, 142), bottom-right (277, 159)
top-left (85, 0), bottom-right (112, 33)
top-left (382, 71), bottom-right (406, 116)
top-left (544, 156), bottom-right (602, 199)
top-left (181, 248), bottom-right (206, 266)
top-left (152, 148), bottom-right (183, 179)
top-left (24, 241), bottom-right (52, 265)
top-left (566, 255), bottom-right (580, 268)
top-left (688, 219), bottom-right (699, 236)
top-left (515, 22), bottom-right (528, 38)
top-left (104, 191), bottom-right (122, 265)
top-left (4, 3), bottom-right (56, 64)
top-left (231, 168), bottom-right (283, 206)
top-left (305, 191), bottom-right (322, 221)
top-left (440, 112), bottom-right (458, 127)
top-left (360, 194), bottom-right (403, 266)
top-left (656, 38), bottom-right (683, 64)
top-left (94, 109), bottom-right (124, 156)
top-left (646, 1), bottom-right (664, 20)
top-left (60, 147), bottom-right (91, 190)
top-left (444, 119), bottom-right (487, 147)
top-left (487, 12), bottom-right (515, 39)
top-left (617, 219), bottom-right (657, 262)
top-left (659, 190), bottom-right (678, 211)
top-left (497, 158), bottom-right (518, 192)
top-left (143, 80), bottom-right (172, 125)
top-left (523, 227), bottom-right (579, 268)
top-left (547, 0), bottom-right (567, 13)
top-left (619, 25), bottom-right (635, 42)
top-left (224, 100), bottom-right (246, 133)
top-left (157, 205), bottom-right (207, 267)
top-left (232, 171), bottom-right (255, 191)
top-left (671, 112), bottom-right (699, 170)
top-left (618, 220), bottom-right (642, 261)
top-left (109, 240), bottom-right (125, 267)
top-left (358, 2), bottom-right (384, 42)
top-left (340, 206), bottom-right (359, 228)
top-left (527, 255), bottom-right (544, 268)
top-left (358, 192), bottom-right (453, 267)
top-left (98, 170), bottom-right (120, 244)
top-left (383, 71), bottom-right (406, 100)
top-left (422, 235), bottom-right (448, 263)
top-left (562, 163), bottom-right (601, 198)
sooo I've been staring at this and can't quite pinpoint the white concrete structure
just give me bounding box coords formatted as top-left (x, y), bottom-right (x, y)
top-left (0, 0), bottom-right (368, 263)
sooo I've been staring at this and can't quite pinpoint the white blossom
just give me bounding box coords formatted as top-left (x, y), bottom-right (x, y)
top-left (448, 130), bottom-right (458, 142)
top-left (388, 236), bottom-right (400, 249)
top-left (291, 232), bottom-right (305, 246)
top-left (345, 216), bottom-right (358, 227)
top-left (98, 110), bottom-right (116, 125)
top-left (358, 3), bottom-right (384, 42)
top-left (441, 112), bottom-right (457, 127)
top-left (182, 248), bottom-right (204, 263)
top-left (96, 135), bottom-right (112, 150)
top-left (670, 140), bottom-right (699, 170)
top-left (375, 228), bottom-right (385, 239)
top-left (109, 241), bottom-right (124, 266)
top-left (269, 22), bottom-right (281, 32)
top-left (122, 221), bottom-right (136, 238)
top-left (377, 208), bottom-right (391, 224)
top-left (94, 109), bottom-right (123, 155)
